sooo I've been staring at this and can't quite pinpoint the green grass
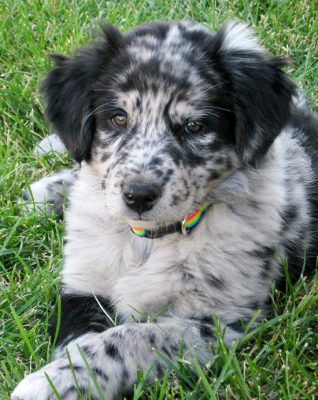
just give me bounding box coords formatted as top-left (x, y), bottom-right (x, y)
top-left (1, 0), bottom-right (317, 398)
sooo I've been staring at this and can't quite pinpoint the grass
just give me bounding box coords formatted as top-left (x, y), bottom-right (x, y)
top-left (0, 0), bottom-right (317, 398)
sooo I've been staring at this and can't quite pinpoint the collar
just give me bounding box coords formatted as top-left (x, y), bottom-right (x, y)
top-left (130, 203), bottom-right (209, 239)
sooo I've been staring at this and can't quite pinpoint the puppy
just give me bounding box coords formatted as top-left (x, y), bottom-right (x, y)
top-left (13, 21), bottom-right (318, 399)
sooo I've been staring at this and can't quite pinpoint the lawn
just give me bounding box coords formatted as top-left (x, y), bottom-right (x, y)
top-left (0, 0), bottom-right (317, 399)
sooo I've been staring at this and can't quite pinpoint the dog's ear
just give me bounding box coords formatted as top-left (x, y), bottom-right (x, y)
top-left (209, 22), bottom-right (296, 167)
top-left (42, 25), bottom-right (125, 162)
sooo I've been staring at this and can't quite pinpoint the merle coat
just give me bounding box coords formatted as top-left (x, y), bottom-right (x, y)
top-left (13, 21), bottom-right (318, 400)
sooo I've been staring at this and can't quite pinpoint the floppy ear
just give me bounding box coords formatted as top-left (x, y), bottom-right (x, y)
top-left (211, 22), bottom-right (296, 167)
top-left (42, 25), bottom-right (125, 162)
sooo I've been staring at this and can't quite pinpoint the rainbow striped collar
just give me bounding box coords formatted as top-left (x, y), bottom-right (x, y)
top-left (130, 203), bottom-right (209, 239)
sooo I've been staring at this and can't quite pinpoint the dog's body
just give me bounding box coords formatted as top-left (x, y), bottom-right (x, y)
top-left (13, 21), bottom-right (318, 399)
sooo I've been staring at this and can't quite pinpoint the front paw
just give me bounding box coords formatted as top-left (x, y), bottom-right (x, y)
top-left (11, 361), bottom-right (77, 400)
top-left (11, 367), bottom-right (55, 400)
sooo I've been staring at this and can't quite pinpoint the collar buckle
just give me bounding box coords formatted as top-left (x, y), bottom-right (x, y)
top-left (181, 219), bottom-right (190, 235)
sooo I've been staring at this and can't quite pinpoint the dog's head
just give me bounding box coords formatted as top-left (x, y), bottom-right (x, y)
top-left (43, 21), bottom-right (295, 228)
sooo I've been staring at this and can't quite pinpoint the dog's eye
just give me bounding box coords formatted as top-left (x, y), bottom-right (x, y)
top-left (111, 113), bottom-right (128, 128)
top-left (184, 121), bottom-right (202, 134)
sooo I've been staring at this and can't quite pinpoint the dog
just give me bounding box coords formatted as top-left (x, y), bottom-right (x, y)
top-left (12, 20), bottom-right (318, 399)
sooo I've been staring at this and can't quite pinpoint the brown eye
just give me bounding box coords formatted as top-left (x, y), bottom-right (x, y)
top-left (184, 121), bottom-right (202, 134)
top-left (111, 113), bottom-right (128, 128)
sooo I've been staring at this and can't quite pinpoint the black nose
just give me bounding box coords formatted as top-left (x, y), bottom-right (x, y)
top-left (122, 181), bottom-right (161, 214)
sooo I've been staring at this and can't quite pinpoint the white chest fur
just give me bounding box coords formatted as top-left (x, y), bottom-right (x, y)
top-left (62, 132), bottom-right (312, 323)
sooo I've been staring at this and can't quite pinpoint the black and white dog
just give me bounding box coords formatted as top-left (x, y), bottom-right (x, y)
top-left (13, 21), bottom-right (318, 399)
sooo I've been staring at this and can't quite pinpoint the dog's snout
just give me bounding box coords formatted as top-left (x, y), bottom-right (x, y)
top-left (122, 181), bottom-right (161, 214)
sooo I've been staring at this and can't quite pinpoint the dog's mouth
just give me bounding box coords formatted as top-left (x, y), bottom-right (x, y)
top-left (125, 217), bottom-right (174, 231)
top-left (124, 207), bottom-right (185, 229)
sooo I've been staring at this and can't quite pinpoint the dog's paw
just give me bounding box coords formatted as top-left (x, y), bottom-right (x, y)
top-left (21, 176), bottom-right (65, 217)
top-left (11, 360), bottom-right (80, 400)
top-left (11, 367), bottom-right (56, 400)
top-left (33, 134), bottom-right (66, 158)
top-left (20, 169), bottom-right (76, 217)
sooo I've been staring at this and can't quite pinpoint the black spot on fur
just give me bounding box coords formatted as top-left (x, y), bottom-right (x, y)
top-left (118, 61), bottom-right (189, 94)
top-left (170, 343), bottom-right (179, 353)
top-left (250, 246), bottom-right (275, 259)
top-left (215, 156), bottom-right (224, 164)
top-left (227, 320), bottom-right (246, 333)
top-left (277, 236), bottom-right (311, 290)
top-left (129, 22), bottom-right (169, 41)
top-left (149, 334), bottom-right (156, 346)
top-left (50, 294), bottom-right (116, 348)
top-left (60, 385), bottom-right (77, 398)
top-left (100, 152), bottom-right (110, 162)
top-left (81, 344), bottom-right (95, 358)
top-left (181, 28), bottom-right (210, 47)
top-left (181, 269), bottom-right (195, 282)
top-left (109, 330), bottom-right (124, 340)
top-left (148, 157), bottom-right (163, 168)
top-left (136, 97), bottom-right (141, 108)
top-left (281, 205), bottom-right (298, 228)
top-left (53, 179), bottom-right (64, 186)
top-left (59, 364), bottom-right (83, 372)
top-left (259, 259), bottom-right (272, 279)
top-left (153, 169), bottom-right (163, 178)
top-left (163, 168), bottom-right (174, 184)
top-left (104, 342), bottom-right (122, 361)
top-left (208, 170), bottom-right (220, 181)
top-left (171, 194), bottom-right (181, 206)
top-left (92, 367), bottom-right (109, 382)
top-left (249, 301), bottom-right (262, 310)
top-left (156, 363), bottom-right (165, 376)
top-left (247, 246), bottom-right (275, 279)
top-left (122, 365), bottom-right (129, 379)
top-left (165, 145), bottom-right (183, 166)
top-left (199, 323), bottom-right (215, 339)
top-left (206, 273), bottom-right (226, 289)
top-left (60, 385), bottom-right (99, 400)
top-left (161, 345), bottom-right (172, 358)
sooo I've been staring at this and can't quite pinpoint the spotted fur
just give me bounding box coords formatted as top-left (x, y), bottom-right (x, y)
top-left (13, 21), bottom-right (318, 400)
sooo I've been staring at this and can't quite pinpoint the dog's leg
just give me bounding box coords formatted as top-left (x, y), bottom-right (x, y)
top-left (33, 134), bottom-right (67, 157)
top-left (21, 168), bottom-right (78, 217)
top-left (11, 316), bottom-right (240, 400)
top-left (21, 134), bottom-right (75, 217)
